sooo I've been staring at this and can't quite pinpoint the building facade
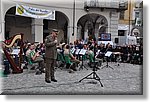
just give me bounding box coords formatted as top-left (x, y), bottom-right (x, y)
top-left (0, 0), bottom-right (128, 44)
top-left (0, 0), bottom-right (2, 39)
top-left (118, 0), bottom-right (143, 45)
top-left (132, 0), bottom-right (143, 43)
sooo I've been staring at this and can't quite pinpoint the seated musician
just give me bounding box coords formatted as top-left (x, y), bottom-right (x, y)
top-left (87, 46), bottom-right (102, 67)
top-left (132, 46), bottom-right (140, 64)
top-left (64, 44), bottom-right (80, 71)
top-left (121, 45), bottom-right (128, 62)
top-left (82, 44), bottom-right (88, 59)
top-left (112, 46), bottom-right (123, 62)
top-left (26, 43), bottom-right (45, 75)
top-left (139, 44), bottom-right (143, 65)
top-left (97, 43), bottom-right (105, 60)
top-left (127, 45), bottom-right (134, 63)
top-left (58, 42), bottom-right (66, 54)
top-left (56, 43), bottom-right (66, 67)
top-left (1, 42), bottom-right (10, 74)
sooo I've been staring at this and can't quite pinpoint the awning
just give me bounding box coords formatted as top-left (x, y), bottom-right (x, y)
top-left (132, 28), bottom-right (140, 34)
top-left (118, 24), bottom-right (129, 30)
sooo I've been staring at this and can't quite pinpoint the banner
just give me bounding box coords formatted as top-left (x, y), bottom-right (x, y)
top-left (100, 33), bottom-right (111, 41)
top-left (16, 4), bottom-right (55, 20)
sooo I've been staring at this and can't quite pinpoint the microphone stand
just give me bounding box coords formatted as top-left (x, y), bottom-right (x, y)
top-left (79, 51), bottom-right (88, 70)
top-left (79, 40), bottom-right (103, 87)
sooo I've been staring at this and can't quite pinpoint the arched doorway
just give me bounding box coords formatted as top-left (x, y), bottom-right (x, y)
top-left (131, 27), bottom-right (140, 36)
top-left (5, 7), bottom-right (69, 43)
top-left (131, 27), bottom-right (142, 44)
top-left (5, 6), bottom-right (32, 42)
top-left (43, 11), bottom-right (69, 43)
top-left (77, 13), bottom-right (108, 41)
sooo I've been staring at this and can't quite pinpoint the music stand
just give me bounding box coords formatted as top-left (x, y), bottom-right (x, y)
top-left (79, 42), bottom-right (103, 87)
top-left (11, 49), bottom-right (20, 55)
top-left (11, 49), bottom-right (20, 66)
top-left (113, 52), bottom-right (122, 67)
top-left (75, 49), bottom-right (81, 60)
top-left (70, 48), bottom-right (76, 54)
top-left (79, 49), bottom-right (88, 70)
top-left (100, 51), bottom-right (114, 70)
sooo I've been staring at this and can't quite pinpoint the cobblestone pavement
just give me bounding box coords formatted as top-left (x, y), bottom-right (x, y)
top-left (1, 62), bottom-right (143, 95)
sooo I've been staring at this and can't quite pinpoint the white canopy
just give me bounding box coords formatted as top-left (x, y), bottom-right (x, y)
top-left (118, 24), bottom-right (129, 30)
top-left (126, 35), bottom-right (137, 45)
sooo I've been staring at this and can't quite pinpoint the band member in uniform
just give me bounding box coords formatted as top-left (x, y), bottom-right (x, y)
top-left (45, 29), bottom-right (58, 83)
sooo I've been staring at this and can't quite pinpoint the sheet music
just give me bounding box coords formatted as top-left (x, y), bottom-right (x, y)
top-left (11, 49), bottom-right (20, 55)
top-left (75, 49), bottom-right (80, 55)
top-left (105, 51), bottom-right (112, 57)
top-left (79, 49), bottom-right (87, 55)
top-left (96, 50), bottom-right (100, 55)
top-left (71, 48), bottom-right (76, 53)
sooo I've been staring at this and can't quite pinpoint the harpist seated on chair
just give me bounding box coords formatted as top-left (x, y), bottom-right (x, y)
top-left (26, 43), bottom-right (45, 75)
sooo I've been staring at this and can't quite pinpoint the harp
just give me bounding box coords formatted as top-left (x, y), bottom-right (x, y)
top-left (3, 33), bottom-right (24, 74)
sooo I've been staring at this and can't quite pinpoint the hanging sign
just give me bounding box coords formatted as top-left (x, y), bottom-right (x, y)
top-left (16, 4), bottom-right (55, 20)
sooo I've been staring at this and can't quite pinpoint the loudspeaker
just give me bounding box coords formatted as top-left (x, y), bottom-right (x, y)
top-left (115, 38), bottom-right (119, 43)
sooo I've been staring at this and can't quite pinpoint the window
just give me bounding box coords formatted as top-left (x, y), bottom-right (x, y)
top-left (135, 12), bottom-right (140, 18)
top-left (90, 0), bottom-right (96, 7)
top-left (118, 30), bottom-right (125, 36)
top-left (119, 11), bottom-right (125, 20)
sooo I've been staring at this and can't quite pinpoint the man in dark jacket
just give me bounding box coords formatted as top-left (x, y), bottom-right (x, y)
top-left (45, 29), bottom-right (58, 83)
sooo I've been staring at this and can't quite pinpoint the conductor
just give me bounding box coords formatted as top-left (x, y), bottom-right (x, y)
top-left (45, 29), bottom-right (58, 83)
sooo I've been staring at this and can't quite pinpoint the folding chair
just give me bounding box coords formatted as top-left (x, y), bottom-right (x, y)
top-left (0, 69), bottom-right (7, 77)
top-left (57, 53), bottom-right (65, 69)
top-left (88, 53), bottom-right (100, 69)
top-left (25, 56), bottom-right (39, 72)
top-left (64, 55), bottom-right (74, 73)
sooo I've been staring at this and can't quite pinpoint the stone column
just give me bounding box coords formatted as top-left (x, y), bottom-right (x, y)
top-left (31, 19), bottom-right (43, 43)
top-left (0, 0), bottom-right (1, 37)
top-left (67, 26), bottom-right (72, 43)
top-left (67, 25), bottom-right (77, 43)
top-left (0, 19), bottom-right (5, 41)
top-left (0, 0), bottom-right (5, 41)
top-left (110, 11), bottom-right (119, 42)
